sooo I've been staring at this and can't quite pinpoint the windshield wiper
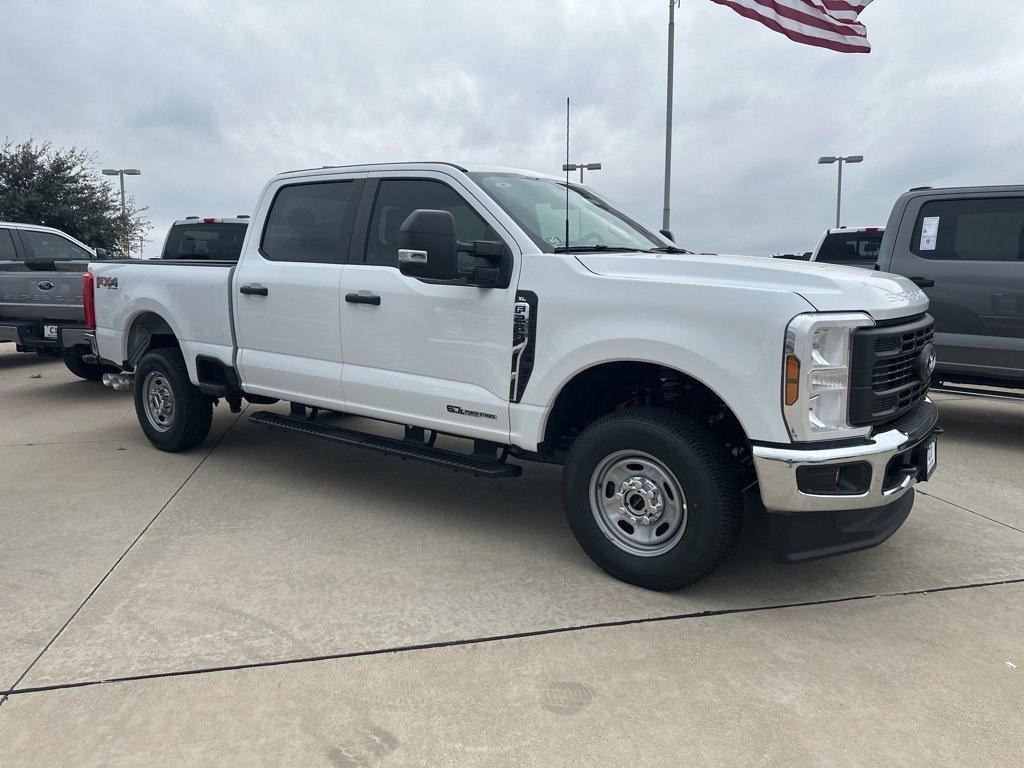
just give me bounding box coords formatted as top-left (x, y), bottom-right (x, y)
top-left (553, 244), bottom-right (647, 253)
top-left (647, 246), bottom-right (690, 254)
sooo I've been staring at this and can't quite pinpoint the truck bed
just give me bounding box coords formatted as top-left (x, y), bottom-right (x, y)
top-left (90, 259), bottom-right (237, 374)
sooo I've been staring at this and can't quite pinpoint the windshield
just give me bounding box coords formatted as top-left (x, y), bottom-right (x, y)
top-left (163, 223), bottom-right (247, 260)
top-left (469, 172), bottom-right (664, 253)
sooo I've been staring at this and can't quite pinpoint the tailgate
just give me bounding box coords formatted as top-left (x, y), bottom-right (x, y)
top-left (0, 261), bottom-right (86, 321)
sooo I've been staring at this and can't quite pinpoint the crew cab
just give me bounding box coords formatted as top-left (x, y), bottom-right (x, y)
top-left (84, 163), bottom-right (941, 590)
top-left (0, 222), bottom-right (116, 379)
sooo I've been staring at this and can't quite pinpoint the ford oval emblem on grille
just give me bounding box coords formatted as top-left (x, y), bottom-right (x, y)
top-left (37, 280), bottom-right (55, 291)
top-left (916, 343), bottom-right (937, 383)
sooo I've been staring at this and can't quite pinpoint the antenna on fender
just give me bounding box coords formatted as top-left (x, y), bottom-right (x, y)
top-left (565, 96), bottom-right (570, 250)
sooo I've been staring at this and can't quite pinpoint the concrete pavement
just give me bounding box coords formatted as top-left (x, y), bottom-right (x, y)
top-left (1, 346), bottom-right (1022, 765)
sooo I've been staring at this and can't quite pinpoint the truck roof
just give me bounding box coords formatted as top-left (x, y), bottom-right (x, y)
top-left (900, 184), bottom-right (1024, 199)
top-left (170, 216), bottom-right (251, 226)
top-left (274, 162), bottom-right (565, 183)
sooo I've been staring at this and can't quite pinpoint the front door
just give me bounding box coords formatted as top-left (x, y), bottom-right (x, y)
top-left (338, 174), bottom-right (519, 442)
top-left (234, 175), bottom-right (364, 408)
top-left (894, 194), bottom-right (1024, 378)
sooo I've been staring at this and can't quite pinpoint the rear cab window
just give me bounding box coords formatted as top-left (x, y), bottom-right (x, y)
top-left (20, 230), bottom-right (90, 261)
top-left (816, 232), bottom-right (882, 264)
top-left (260, 181), bottom-right (360, 263)
top-left (910, 197), bottom-right (1024, 261)
top-left (163, 223), bottom-right (247, 260)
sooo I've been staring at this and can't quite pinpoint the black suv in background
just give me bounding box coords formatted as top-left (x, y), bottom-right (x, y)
top-left (875, 186), bottom-right (1023, 392)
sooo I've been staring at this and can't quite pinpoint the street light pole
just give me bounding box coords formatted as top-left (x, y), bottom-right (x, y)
top-left (817, 155), bottom-right (863, 228)
top-left (662, 0), bottom-right (680, 232)
top-left (562, 162), bottom-right (602, 184)
top-left (102, 168), bottom-right (142, 256)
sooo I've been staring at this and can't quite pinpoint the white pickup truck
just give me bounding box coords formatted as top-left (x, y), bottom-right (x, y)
top-left (84, 162), bottom-right (940, 590)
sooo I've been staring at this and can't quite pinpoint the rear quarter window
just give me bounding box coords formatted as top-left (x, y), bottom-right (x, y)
top-left (816, 233), bottom-right (882, 264)
top-left (910, 197), bottom-right (1024, 261)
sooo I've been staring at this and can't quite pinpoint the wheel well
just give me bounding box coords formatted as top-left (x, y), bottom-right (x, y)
top-left (126, 311), bottom-right (178, 367)
top-left (542, 362), bottom-right (752, 472)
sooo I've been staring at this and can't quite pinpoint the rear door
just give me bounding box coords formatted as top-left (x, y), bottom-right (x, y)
top-left (233, 174), bottom-right (365, 408)
top-left (337, 172), bottom-right (520, 441)
top-left (890, 194), bottom-right (1024, 379)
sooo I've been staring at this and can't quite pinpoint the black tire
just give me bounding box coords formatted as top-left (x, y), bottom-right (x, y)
top-left (64, 353), bottom-right (113, 382)
top-left (562, 408), bottom-right (743, 591)
top-left (133, 347), bottom-right (213, 452)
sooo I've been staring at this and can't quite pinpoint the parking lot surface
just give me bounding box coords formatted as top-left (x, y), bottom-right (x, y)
top-left (1, 347), bottom-right (1022, 765)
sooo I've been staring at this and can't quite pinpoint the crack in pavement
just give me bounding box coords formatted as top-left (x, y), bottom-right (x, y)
top-left (3, 576), bottom-right (1022, 700)
top-left (0, 407), bottom-right (247, 709)
top-left (918, 488), bottom-right (1024, 536)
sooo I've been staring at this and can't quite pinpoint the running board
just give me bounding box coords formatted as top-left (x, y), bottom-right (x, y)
top-left (249, 411), bottom-right (522, 478)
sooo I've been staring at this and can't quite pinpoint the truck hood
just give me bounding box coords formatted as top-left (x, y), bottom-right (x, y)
top-left (575, 252), bottom-right (928, 322)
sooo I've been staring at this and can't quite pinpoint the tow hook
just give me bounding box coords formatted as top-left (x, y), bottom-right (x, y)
top-left (102, 372), bottom-right (135, 391)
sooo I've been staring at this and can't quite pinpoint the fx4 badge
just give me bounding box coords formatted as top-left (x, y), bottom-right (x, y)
top-left (447, 404), bottom-right (497, 420)
top-left (97, 276), bottom-right (119, 289)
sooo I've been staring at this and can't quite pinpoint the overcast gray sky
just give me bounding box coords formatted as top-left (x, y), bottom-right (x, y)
top-left (3, 0), bottom-right (1022, 257)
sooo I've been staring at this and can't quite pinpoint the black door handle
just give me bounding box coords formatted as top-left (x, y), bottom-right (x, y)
top-left (346, 292), bottom-right (381, 305)
top-left (909, 277), bottom-right (935, 288)
top-left (239, 284), bottom-right (269, 296)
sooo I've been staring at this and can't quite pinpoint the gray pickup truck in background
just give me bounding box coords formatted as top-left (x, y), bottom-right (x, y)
top-left (876, 185), bottom-right (1024, 393)
top-left (0, 222), bottom-right (117, 379)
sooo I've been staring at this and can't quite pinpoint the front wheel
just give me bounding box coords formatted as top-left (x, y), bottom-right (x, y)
top-left (562, 408), bottom-right (743, 591)
top-left (133, 347), bottom-right (213, 452)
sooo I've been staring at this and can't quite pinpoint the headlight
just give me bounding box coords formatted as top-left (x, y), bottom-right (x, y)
top-left (783, 312), bottom-right (874, 441)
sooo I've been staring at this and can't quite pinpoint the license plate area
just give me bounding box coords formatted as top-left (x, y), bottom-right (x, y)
top-left (43, 324), bottom-right (59, 339)
top-left (882, 433), bottom-right (938, 491)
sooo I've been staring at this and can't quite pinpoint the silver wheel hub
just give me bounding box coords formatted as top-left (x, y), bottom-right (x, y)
top-left (143, 372), bottom-right (175, 433)
top-left (616, 476), bottom-right (664, 526)
top-left (590, 451), bottom-right (688, 558)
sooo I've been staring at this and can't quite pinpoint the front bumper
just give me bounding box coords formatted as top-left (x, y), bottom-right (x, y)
top-left (752, 398), bottom-right (939, 562)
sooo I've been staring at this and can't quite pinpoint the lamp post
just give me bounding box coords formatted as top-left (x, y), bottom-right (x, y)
top-left (102, 168), bottom-right (141, 256)
top-left (817, 155), bottom-right (862, 228)
top-left (562, 162), bottom-right (602, 183)
top-left (663, 0), bottom-right (681, 232)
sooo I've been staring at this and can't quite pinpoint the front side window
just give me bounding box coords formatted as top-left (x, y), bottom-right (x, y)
top-left (470, 172), bottom-right (662, 252)
top-left (0, 228), bottom-right (17, 260)
top-left (364, 178), bottom-right (501, 270)
top-left (911, 198), bottom-right (1024, 261)
top-left (817, 232), bottom-right (882, 264)
top-left (163, 223), bottom-right (247, 260)
top-left (20, 230), bottom-right (90, 260)
top-left (261, 181), bottom-right (357, 263)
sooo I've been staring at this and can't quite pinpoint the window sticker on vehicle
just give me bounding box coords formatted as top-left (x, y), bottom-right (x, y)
top-left (919, 216), bottom-right (939, 251)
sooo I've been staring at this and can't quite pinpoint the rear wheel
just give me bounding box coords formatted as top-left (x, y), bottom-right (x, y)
top-left (134, 347), bottom-right (213, 452)
top-left (563, 408), bottom-right (743, 591)
top-left (63, 353), bottom-right (114, 382)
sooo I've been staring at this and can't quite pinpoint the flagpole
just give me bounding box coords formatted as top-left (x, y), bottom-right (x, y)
top-left (662, 0), bottom-right (679, 233)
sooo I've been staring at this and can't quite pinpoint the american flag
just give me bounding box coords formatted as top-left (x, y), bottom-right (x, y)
top-left (709, 0), bottom-right (875, 54)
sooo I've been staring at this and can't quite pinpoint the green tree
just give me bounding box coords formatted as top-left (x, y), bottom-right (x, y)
top-left (0, 138), bottom-right (150, 256)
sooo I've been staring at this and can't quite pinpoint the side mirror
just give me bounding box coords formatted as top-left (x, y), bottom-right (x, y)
top-left (398, 209), bottom-right (457, 281)
top-left (93, 247), bottom-right (108, 259)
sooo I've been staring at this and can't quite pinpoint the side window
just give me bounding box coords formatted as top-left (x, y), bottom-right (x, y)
top-left (260, 181), bottom-right (357, 263)
top-left (0, 229), bottom-right (17, 260)
top-left (364, 178), bottom-right (501, 271)
top-left (911, 198), bottom-right (1024, 261)
top-left (20, 230), bottom-right (90, 261)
